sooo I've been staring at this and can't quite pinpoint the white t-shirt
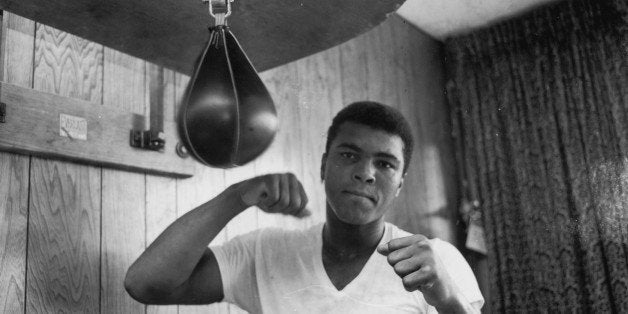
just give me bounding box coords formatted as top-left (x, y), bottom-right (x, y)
top-left (211, 222), bottom-right (484, 314)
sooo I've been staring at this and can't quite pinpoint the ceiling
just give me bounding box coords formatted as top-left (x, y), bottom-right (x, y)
top-left (396, 0), bottom-right (563, 40)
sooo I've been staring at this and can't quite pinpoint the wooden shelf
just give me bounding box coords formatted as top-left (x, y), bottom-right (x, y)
top-left (0, 0), bottom-right (404, 75)
top-left (0, 81), bottom-right (197, 178)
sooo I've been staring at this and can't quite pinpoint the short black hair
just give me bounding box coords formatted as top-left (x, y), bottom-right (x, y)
top-left (325, 101), bottom-right (414, 174)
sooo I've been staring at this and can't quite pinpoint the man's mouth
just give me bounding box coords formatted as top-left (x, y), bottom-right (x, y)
top-left (343, 190), bottom-right (376, 203)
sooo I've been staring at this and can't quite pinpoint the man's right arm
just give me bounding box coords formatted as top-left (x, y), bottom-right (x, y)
top-left (124, 173), bottom-right (309, 305)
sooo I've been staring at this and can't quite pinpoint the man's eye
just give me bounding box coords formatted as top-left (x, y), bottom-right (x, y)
top-left (377, 161), bottom-right (395, 169)
top-left (340, 152), bottom-right (356, 159)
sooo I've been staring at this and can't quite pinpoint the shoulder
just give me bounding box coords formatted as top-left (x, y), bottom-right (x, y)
top-left (429, 238), bottom-right (485, 308)
top-left (429, 238), bottom-right (463, 259)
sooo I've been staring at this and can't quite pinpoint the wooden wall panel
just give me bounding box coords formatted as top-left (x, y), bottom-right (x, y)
top-left (0, 12), bottom-right (33, 314)
top-left (1, 13), bottom-right (34, 88)
top-left (101, 49), bottom-right (147, 313)
top-left (145, 65), bottom-right (177, 314)
top-left (26, 22), bottom-right (102, 313)
top-left (366, 19), bottom-right (400, 109)
top-left (296, 48), bottom-right (344, 225)
top-left (33, 23), bottom-right (102, 103)
top-left (395, 17), bottom-right (458, 242)
top-left (375, 17), bottom-right (432, 235)
top-left (338, 32), bottom-right (369, 103)
top-left (0, 153), bottom-right (29, 313)
top-left (26, 160), bottom-right (101, 312)
top-left (145, 173), bottom-right (178, 314)
top-left (101, 170), bottom-right (145, 313)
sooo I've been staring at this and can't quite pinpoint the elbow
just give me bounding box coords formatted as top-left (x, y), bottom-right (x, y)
top-left (124, 267), bottom-right (149, 303)
top-left (124, 265), bottom-right (175, 304)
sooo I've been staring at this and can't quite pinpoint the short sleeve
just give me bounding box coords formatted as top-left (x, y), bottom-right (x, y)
top-left (210, 230), bottom-right (262, 313)
top-left (433, 239), bottom-right (485, 310)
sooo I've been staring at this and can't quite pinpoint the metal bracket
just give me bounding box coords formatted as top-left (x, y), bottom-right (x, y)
top-left (130, 130), bottom-right (165, 151)
top-left (0, 102), bottom-right (6, 123)
top-left (131, 65), bottom-right (166, 152)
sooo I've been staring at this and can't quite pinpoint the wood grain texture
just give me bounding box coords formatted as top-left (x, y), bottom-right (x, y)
top-left (339, 31), bottom-right (369, 104)
top-left (0, 11), bottom-right (32, 314)
top-left (174, 71), bottom-right (230, 314)
top-left (26, 159), bottom-right (101, 313)
top-left (0, 0), bottom-right (404, 74)
top-left (101, 169), bottom-right (146, 313)
top-left (296, 48), bottom-right (343, 226)
top-left (0, 36), bottom-right (195, 177)
top-left (365, 18), bottom-right (400, 108)
top-left (0, 152), bottom-right (29, 314)
top-left (25, 21), bottom-right (102, 313)
top-left (101, 48), bottom-right (147, 313)
top-left (33, 23), bottom-right (102, 103)
top-left (145, 63), bottom-right (177, 314)
top-left (1, 12), bottom-right (34, 87)
top-left (145, 174), bottom-right (177, 314)
top-left (103, 48), bottom-right (146, 115)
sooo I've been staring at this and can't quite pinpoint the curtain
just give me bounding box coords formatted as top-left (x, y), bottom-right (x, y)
top-left (445, 0), bottom-right (628, 312)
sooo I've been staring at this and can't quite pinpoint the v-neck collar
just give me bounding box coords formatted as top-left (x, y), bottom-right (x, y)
top-left (314, 222), bottom-right (389, 293)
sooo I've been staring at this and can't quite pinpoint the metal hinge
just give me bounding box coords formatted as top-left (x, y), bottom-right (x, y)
top-left (130, 130), bottom-right (165, 151)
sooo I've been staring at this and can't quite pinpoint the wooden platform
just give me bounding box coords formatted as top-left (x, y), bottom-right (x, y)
top-left (0, 81), bottom-right (196, 178)
top-left (0, 0), bottom-right (405, 74)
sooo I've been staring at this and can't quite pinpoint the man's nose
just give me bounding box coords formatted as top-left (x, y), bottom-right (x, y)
top-left (353, 161), bottom-right (375, 184)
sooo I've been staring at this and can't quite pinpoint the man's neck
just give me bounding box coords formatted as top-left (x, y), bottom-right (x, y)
top-left (322, 206), bottom-right (385, 258)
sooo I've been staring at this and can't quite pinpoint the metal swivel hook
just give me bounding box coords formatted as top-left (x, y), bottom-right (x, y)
top-left (202, 0), bottom-right (234, 26)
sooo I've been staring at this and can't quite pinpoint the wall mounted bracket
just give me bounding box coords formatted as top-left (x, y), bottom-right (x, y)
top-left (130, 130), bottom-right (165, 151)
top-left (130, 65), bottom-right (167, 152)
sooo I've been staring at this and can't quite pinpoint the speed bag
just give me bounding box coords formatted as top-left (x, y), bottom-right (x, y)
top-left (179, 25), bottom-right (278, 168)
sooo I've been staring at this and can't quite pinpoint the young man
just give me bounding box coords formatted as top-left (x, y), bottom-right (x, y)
top-left (125, 101), bottom-right (484, 313)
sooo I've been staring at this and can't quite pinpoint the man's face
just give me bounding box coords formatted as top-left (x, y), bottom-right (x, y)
top-left (321, 122), bottom-right (405, 225)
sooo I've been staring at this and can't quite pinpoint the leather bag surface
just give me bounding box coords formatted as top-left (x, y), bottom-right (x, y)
top-left (180, 26), bottom-right (278, 168)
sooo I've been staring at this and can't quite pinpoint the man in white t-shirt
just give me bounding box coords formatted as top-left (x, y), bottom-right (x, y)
top-left (125, 101), bottom-right (484, 313)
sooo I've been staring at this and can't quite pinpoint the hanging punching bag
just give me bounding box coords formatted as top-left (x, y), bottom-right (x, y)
top-left (179, 0), bottom-right (278, 168)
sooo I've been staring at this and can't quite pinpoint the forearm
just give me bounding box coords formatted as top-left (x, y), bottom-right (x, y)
top-left (435, 292), bottom-right (480, 314)
top-left (125, 184), bottom-right (245, 294)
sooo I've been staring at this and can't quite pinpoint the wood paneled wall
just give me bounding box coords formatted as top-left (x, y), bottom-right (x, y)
top-left (0, 12), bottom-right (457, 313)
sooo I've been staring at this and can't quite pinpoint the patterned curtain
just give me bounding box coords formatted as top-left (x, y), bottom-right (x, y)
top-left (445, 0), bottom-right (628, 312)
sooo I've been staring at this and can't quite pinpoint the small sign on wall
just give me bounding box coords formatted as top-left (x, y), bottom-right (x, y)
top-left (59, 113), bottom-right (87, 140)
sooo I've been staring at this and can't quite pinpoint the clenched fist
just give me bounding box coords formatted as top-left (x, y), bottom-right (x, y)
top-left (233, 173), bottom-right (311, 218)
top-left (377, 234), bottom-right (476, 313)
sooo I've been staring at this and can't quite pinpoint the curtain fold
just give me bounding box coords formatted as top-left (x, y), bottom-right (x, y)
top-left (446, 0), bottom-right (628, 311)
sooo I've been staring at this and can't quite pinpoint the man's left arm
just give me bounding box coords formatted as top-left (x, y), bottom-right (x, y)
top-left (377, 235), bottom-right (482, 314)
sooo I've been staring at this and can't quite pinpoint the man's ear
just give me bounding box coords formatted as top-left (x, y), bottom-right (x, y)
top-left (320, 153), bottom-right (327, 182)
top-left (395, 175), bottom-right (405, 197)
